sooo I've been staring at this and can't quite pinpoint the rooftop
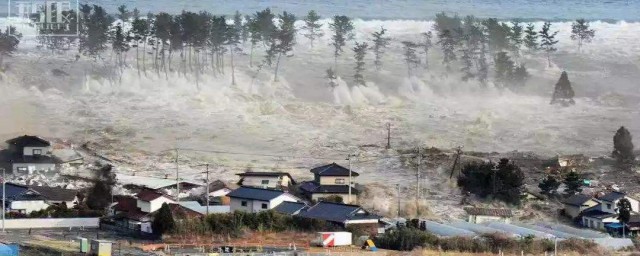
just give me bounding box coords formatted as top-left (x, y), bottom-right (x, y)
top-left (463, 207), bottom-right (514, 217)
top-left (599, 191), bottom-right (627, 202)
top-left (273, 201), bottom-right (308, 215)
top-left (178, 201), bottom-right (231, 215)
top-left (136, 190), bottom-right (172, 202)
top-left (116, 173), bottom-right (203, 190)
top-left (563, 194), bottom-right (594, 206)
top-left (29, 185), bottom-right (77, 202)
top-left (6, 135), bottom-right (50, 148)
top-left (227, 186), bottom-right (287, 201)
top-left (299, 201), bottom-right (379, 223)
top-left (310, 163), bottom-right (359, 177)
top-left (582, 205), bottom-right (617, 219)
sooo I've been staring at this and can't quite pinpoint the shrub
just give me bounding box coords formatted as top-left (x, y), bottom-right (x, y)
top-left (374, 227), bottom-right (437, 251)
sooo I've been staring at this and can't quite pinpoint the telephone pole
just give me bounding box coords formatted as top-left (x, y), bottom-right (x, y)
top-left (396, 184), bottom-right (401, 217)
top-left (175, 148), bottom-right (180, 202)
top-left (416, 147), bottom-right (421, 216)
top-left (386, 123), bottom-right (391, 149)
top-left (200, 164), bottom-right (211, 216)
top-left (347, 153), bottom-right (357, 204)
top-left (449, 146), bottom-right (463, 179)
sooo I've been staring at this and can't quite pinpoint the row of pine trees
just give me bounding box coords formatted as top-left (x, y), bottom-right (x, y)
top-left (1, 6), bottom-right (596, 93)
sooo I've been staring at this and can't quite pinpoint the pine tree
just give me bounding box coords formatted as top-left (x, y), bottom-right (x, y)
top-left (329, 15), bottom-right (355, 72)
top-left (302, 10), bottom-right (324, 48)
top-left (352, 42), bottom-right (368, 85)
top-left (571, 19), bottom-right (595, 53)
top-left (612, 126), bottom-right (635, 163)
top-left (232, 11), bottom-right (244, 45)
top-left (618, 198), bottom-right (632, 238)
top-left (460, 48), bottom-right (474, 81)
top-left (511, 64), bottom-right (529, 88)
top-left (494, 51), bottom-right (514, 88)
top-left (401, 41), bottom-right (420, 77)
top-left (229, 13), bottom-right (243, 85)
top-left (79, 5), bottom-right (112, 59)
top-left (326, 68), bottom-right (338, 89)
top-left (420, 31), bottom-right (433, 69)
top-left (538, 175), bottom-right (560, 195)
top-left (563, 171), bottom-right (583, 195)
top-left (0, 26), bottom-right (21, 68)
top-left (482, 18), bottom-right (511, 53)
top-left (131, 10), bottom-right (149, 76)
top-left (476, 38), bottom-right (489, 86)
top-left (523, 23), bottom-right (538, 51)
top-left (86, 165), bottom-right (115, 211)
top-left (370, 27), bottom-right (391, 70)
top-left (539, 22), bottom-right (559, 67)
top-left (111, 24), bottom-right (130, 71)
top-left (268, 11), bottom-right (297, 82)
top-left (509, 21), bottom-right (524, 60)
top-left (116, 4), bottom-right (130, 21)
top-left (437, 29), bottom-right (457, 71)
top-left (152, 203), bottom-right (175, 236)
top-left (550, 71), bottom-right (575, 105)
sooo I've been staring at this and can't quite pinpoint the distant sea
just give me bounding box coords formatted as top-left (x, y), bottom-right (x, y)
top-left (0, 0), bottom-right (637, 21)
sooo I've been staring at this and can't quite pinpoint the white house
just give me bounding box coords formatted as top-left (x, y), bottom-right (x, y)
top-left (0, 183), bottom-right (78, 214)
top-left (464, 207), bottom-right (513, 224)
top-left (135, 190), bottom-right (176, 213)
top-left (227, 186), bottom-right (300, 213)
top-left (236, 172), bottom-right (295, 190)
top-left (4, 135), bottom-right (58, 174)
top-left (597, 191), bottom-right (640, 214)
top-left (300, 163), bottom-right (359, 204)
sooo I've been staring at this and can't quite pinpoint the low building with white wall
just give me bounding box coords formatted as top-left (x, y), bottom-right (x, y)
top-left (464, 207), bottom-right (513, 224)
top-left (228, 186), bottom-right (300, 213)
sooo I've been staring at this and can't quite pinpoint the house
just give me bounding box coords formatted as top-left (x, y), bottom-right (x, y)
top-left (522, 186), bottom-right (546, 201)
top-left (135, 190), bottom-right (176, 213)
top-left (563, 194), bottom-right (599, 219)
top-left (227, 186), bottom-right (300, 213)
top-left (557, 154), bottom-right (591, 169)
top-left (300, 163), bottom-right (359, 204)
top-left (116, 173), bottom-right (202, 198)
top-left (4, 135), bottom-right (59, 174)
top-left (298, 201), bottom-right (381, 234)
top-left (178, 201), bottom-right (231, 215)
top-left (581, 204), bottom-right (618, 231)
top-left (29, 185), bottom-right (79, 209)
top-left (207, 180), bottom-right (234, 197)
top-left (236, 172), bottom-right (295, 190)
top-left (597, 191), bottom-right (640, 214)
top-left (464, 207), bottom-right (513, 224)
top-left (273, 201), bottom-right (308, 215)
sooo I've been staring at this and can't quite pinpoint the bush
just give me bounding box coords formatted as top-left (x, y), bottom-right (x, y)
top-left (374, 227), bottom-right (437, 251)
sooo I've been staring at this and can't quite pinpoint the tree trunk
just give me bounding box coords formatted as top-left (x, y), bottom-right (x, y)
top-left (230, 45), bottom-right (236, 86)
top-left (274, 52), bottom-right (282, 82)
top-left (249, 44), bottom-right (254, 67)
top-left (136, 44), bottom-right (140, 77)
top-left (154, 45), bottom-right (159, 75)
top-left (547, 51), bottom-right (551, 68)
top-left (142, 38), bottom-right (147, 76)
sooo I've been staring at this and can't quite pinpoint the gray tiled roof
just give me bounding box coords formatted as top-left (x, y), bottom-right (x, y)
top-left (599, 191), bottom-right (626, 202)
top-left (6, 135), bottom-right (51, 147)
top-left (563, 194), bottom-right (594, 206)
top-left (273, 201), bottom-right (308, 215)
top-left (227, 186), bottom-right (286, 201)
top-left (310, 163), bottom-right (359, 177)
top-left (464, 207), bottom-right (513, 217)
top-left (29, 185), bottom-right (77, 202)
top-left (299, 201), bottom-right (379, 223)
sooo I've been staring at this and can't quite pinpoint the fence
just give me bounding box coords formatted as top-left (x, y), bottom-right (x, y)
top-left (1, 218), bottom-right (99, 229)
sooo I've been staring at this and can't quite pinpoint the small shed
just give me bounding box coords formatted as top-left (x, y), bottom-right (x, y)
top-left (464, 207), bottom-right (513, 224)
top-left (90, 240), bottom-right (112, 256)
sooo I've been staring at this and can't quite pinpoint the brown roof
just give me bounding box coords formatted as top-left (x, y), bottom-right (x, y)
top-left (136, 190), bottom-right (171, 202)
top-left (464, 207), bottom-right (514, 217)
top-left (168, 203), bottom-right (203, 219)
top-left (113, 195), bottom-right (138, 212)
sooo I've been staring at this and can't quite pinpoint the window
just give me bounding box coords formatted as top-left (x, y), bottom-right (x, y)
top-left (261, 203), bottom-right (268, 209)
top-left (241, 201), bottom-right (247, 207)
top-left (17, 167), bottom-right (27, 172)
top-left (607, 204), bottom-right (611, 209)
top-left (261, 180), bottom-right (269, 185)
top-left (335, 178), bottom-right (345, 184)
top-left (32, 149), bottom-right (42, 155)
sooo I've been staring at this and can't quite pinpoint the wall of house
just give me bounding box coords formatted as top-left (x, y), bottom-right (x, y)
top-left (10, 200), bottom-right (49, 214)
top-left (137, 200), bottom-right (151, 213)
top-left (230, 198), bottom-right (261, 213)
top-left (270, 194), bottom-right (299, 209)
top-left (1, 218), bottom-right (99, 229)
top-left (564, 200), bottom-right (599, 219)
top-left (319, 176), bottom-right (351, 185)
top-left (148, 197), bottom-right (176, 213)
top-left (311, 193), bottom-right (355, 204)
top-left (582, 216), bottom-right (619, 231)
top-left (240, 176), bottom-right (287, 189)
top-left (468, 215), bottom-right (511, 224)
top-left (12, 163), bottom-right (56, 174)
top-left (22, 146), bottom-right (51, 156)
top-left (601, 197), bottom-right (640, 214)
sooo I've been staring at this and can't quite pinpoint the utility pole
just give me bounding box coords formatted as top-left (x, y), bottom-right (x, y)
top-left (386, 123), bottom-right (391, 149)
top-left (203, 164), bottom-right (210, 216)
top-left (396, 184), bottom-right (401, 217)
top-left (492, 164), bottom-right (499, 196)
top-left (175, 148), bottom-right (180, 202)
top-left (416, 147), bottom-right (421, 216)
top-left (347, 154), bottom-right (356, 204)
top-left (1, 168), bottom-right (5, 233)
top-left (449, 146), bottom-right (463, 179)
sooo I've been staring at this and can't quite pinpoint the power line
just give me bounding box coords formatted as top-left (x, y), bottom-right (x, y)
top-left (165, 147), bottom-right (342, 160)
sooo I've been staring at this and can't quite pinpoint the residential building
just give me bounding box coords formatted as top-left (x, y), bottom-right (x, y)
top-left (273, 201), bottom-right (308, 215)
top-left (563, 194), bottom-right (599, 219)
top-left (0, 183), bottom-right (79, 214)
top-left (28, 185), bottom-right (79, 209)
top-left (464, 207), bottom-right (513, 224)
top-left (236, 172), bottom-right (295, 190)
top-left (178, 201), bottom-right (231, 215)
top-left (300, 163), bottom-right (359, 204)
top-left (4, 135), bottom-right (58, 174)
top-left (227, 186), bottom-right (300, 213)
top-left (135, 190), bottom-right (176, 213)
top-left (207, 180), bottom-right (234, 197)
top-left (298, 201), bottom-right (381, 234)
top-left (597, 191), bottom-right (640, 214)
top-left (581, 204), bottom-right (618, 231)
top-left (116, 173), bottom-right (202, 198)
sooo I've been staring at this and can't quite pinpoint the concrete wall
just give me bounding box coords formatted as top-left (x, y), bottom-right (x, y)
top-left (22, 146), bottom-right (51, 156)
top-left (230, 194), bottom-right (298, 213)
top-left (12, 163), bottom-right (56, 174)
top-left (10, 200), bottom-right (49, 214)
top-left (468, 215), bottom-right (511, 224)
top-left (2, 218), bottom-right (99, 229)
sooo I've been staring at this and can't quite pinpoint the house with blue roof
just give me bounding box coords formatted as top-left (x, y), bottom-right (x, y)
top-left (273, 201), bottom-right (308, 215)
top-left (298, 201), bottom-right (382, 234)
top-left (300, 163), bottom-right (359, 204)
top-left (227, 186), bottom-right (301, 213)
